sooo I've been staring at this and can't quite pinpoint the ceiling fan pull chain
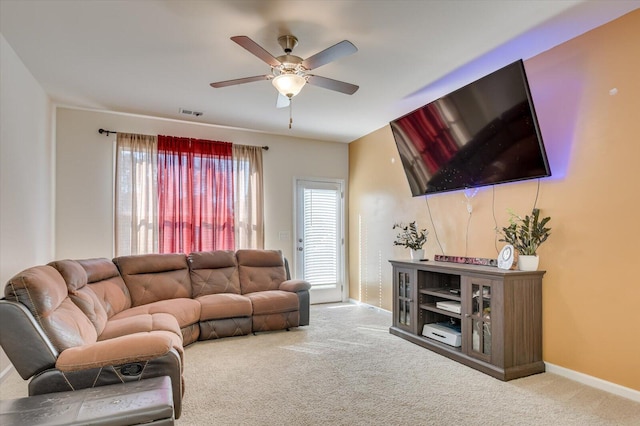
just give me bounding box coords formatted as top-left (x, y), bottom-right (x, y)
top-left (289, 98), bottom-right (293, 129)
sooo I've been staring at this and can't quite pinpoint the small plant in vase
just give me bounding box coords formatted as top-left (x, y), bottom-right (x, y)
top-left (498, 208), bottom-right (551, 271)
top-left (393, 221), bottom-right (428, 260)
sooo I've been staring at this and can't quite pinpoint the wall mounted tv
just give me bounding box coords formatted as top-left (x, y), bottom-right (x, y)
top-left (390, 60), bottom-right (551, 196)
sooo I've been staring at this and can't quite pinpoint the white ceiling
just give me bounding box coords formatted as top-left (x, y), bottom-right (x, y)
top-left (1, 0), bottom-right (638, 143)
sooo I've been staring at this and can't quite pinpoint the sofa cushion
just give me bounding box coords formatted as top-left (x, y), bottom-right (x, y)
top-left (55, 330), bottom-right (184, 372)
top-left (236, 250), bottom-right (287, 294)
top-left (109, 298), bottom-right (200, 330)
top-left (48, 259), bottom-right (87, 292)
top-left (188, 250), bottom-right (240, 296)
top-left (99, 313), bottom-right (182, 341)
top-left (77, 258), bottom-right (131, 316)
top-left (114, 254), bottom-right (192, 306)
top-left (49, 260), bottom-right (109, 336)
top-left (245, 290), bottom-right (299, 315)
top-left (4, 266), bottom-right (97, 351)
top-left (197, 293), bottom-right (252, 321)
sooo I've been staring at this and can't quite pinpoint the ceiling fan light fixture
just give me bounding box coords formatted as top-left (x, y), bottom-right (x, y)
top-left (272, 73), bottom-right (306, 98)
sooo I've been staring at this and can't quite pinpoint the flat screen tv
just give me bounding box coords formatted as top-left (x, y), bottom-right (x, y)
top-left (390, 60), bottom-right (551, 196)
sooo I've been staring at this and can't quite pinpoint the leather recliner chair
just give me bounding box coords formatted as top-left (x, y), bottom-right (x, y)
top-left (0, 265), bottom-right (184, 418)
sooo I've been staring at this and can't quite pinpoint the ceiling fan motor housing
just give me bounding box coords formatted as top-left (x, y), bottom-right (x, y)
top-left (278, 35), bottom-right (298, 54)
top-left (274, 55), bottom-right (306, 74)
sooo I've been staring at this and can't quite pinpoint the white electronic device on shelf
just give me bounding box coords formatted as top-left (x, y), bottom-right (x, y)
top-left (422, 322), bottom-right (461, 347)
top-left (435, 300), bottom-right (461, 314)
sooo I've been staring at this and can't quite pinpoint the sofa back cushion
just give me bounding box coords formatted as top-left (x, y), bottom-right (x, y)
top-left (4, 265), bottom-right (97, 351)
top-left (49, 260), bottom-right (109, 335)
top-left (78, 258), bottom-right (132, 316)
top-left (187, 250), bottom-right (240, 297)
top-left (50, 258), bottom-right (131, 319)
top-left (113, 253), bottom-right (192, 306)
top-left (236, 250), bottom-right (287, 294)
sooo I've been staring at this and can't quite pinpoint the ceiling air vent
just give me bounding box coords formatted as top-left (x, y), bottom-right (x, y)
top-left (179, 108), bottom-right (203, 117)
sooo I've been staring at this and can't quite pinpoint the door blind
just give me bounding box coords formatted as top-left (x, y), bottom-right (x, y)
top-left (303, 187), bottom-right (338, 286)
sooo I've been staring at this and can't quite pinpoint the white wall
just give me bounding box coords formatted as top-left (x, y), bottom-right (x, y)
top-left (0, 34), bottom-right (54, 378)
top-left (55, 107), bottom-right (349, 276)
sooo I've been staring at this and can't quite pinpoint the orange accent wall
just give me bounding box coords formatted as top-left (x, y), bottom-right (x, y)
top-left (348, 10), bottom-right (640, 390)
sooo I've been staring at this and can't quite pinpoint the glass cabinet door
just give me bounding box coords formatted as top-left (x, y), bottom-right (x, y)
top-left (394, 267), bottom-right (415, 332)
top-left (464, 277), bottom-right (492, 361)
top-left (399, 271), bottom-right (410, 326)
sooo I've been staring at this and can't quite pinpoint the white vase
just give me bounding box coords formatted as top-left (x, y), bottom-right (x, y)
top-left (518, 255), bottom-right (539, 271)
top-left (410, 249), bottom-right (424, 260)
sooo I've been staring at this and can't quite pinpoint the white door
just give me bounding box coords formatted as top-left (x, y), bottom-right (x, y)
top-left (295, 178), bottom-right (345, 304)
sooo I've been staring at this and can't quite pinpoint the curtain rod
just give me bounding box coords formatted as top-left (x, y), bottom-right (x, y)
top-left (98, 128), bottom-right (269, 150)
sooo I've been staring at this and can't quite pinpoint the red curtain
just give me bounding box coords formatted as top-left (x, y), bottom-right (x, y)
top-left (157, 135), bottom-right (234, 253)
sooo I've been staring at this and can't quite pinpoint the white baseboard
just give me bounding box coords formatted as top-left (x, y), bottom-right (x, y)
top-left (0, 364), bottom-right (14, 383)
top-left (545, 362), bottom-right (640, 402)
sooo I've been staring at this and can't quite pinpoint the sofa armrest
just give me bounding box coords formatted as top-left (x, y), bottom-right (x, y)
top-left (279, 279), bottom-right (311, 293)
top-left (279, 280), bottom-right (311, 327)
top-left (56, 331), bottom-right (182, 372)
top-left (0, 299), bottom-right (58, 379)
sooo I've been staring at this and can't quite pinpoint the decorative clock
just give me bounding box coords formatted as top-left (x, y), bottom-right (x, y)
top-left (497, 244), bottom-right (518, 270)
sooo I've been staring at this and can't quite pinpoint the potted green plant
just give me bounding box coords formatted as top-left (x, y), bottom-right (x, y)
top-left (498, 208), bottom-right (551, 271)
top-left (393, 221), bottom-right (428, 260)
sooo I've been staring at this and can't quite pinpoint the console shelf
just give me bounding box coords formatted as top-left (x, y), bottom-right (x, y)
top-left (390, 259), bottom-right (545, 381)
top-left (419, 303), bottom-right (462, 319)
top-left (420, 288), bottom-right (462, 301)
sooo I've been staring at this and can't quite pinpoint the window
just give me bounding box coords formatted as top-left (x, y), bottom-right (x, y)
top-left (115, 133), bottom-right (263, 256)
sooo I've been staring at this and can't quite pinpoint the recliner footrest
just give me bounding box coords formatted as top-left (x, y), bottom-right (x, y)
top-left (0, 376), bottom-right (174, 426)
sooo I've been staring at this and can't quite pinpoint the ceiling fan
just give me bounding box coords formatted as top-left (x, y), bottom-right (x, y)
top-left (210, 35), bottom-right (359, 108)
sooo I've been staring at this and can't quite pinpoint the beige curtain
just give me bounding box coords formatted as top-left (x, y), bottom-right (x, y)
top-left (233, 145), bottom-right (264, 249)
top-left (115, 133), bottom-right (158, 256)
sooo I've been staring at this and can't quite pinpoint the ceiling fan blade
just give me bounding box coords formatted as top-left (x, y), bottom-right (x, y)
top-left (231, 36), bottom-right (281, 67)
top-left (307, 75), bottom-right (359, 95)
top-left (302, 40), bottom-right (357, 70)
top-left (276, 93), bottom-right (290, 109)
top-left (210, 75), bottom-right (271, 88)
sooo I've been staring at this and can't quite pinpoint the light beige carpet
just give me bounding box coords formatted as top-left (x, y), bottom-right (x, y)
top-left (2, 303), bottom-right (639, 425)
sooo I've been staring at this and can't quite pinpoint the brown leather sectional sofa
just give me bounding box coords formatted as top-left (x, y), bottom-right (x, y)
top-left (0, 249), bottom-right (311, 419)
